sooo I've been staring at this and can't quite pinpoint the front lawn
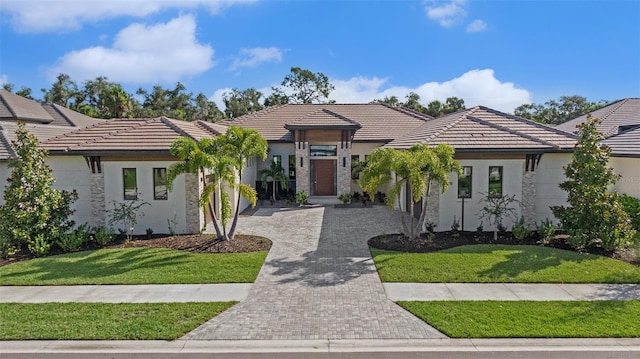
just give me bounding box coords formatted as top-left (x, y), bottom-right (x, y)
top-left (0, 247), bottom-right (268, 285)
top-left (0, 302), bottom-right (234, 340)
top-left (372, 244), bottom-right (640, 283)
top-left (398, 301), bottom-right (640, 338)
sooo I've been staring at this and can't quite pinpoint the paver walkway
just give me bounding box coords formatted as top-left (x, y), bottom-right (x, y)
top-left (183, 205), bottom-right (446, 340)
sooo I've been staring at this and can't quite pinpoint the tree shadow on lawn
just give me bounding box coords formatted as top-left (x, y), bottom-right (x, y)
top-left (455, 245), bottom-right (600, 282)
top-left (1, 248), bottom-right (191, 283)
top-left (264, 251), bottom-right (377, 287)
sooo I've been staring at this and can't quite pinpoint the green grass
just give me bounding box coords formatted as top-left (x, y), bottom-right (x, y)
top-left (0, 302), bottom-right (235, 340)
top-left (371, 244), bottom-right (640, 283)
top-left (398, 301), bottom-right (640, 338)
top-left (0, 248), bottom-right (268, 285)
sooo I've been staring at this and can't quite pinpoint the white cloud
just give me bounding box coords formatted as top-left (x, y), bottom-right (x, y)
top-left (230, 47), bottom-right (283, 71)
top-left (327, 69), bottom-right (531, 113)
top-left (425, 0), bottom-right (467, 27)
top-left (47, 15), bottom-right (214, 84)
top-left (466, 19), bottom-right (487, 33)
top-left (0, 74), bottom-right (8, 86)
top-left (1, 0), bottom-right (257, 33)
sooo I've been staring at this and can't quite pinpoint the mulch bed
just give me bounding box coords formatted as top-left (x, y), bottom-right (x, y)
top-left (369, 231), bottom-right (640, 267)
top-left (110, 234), bottom-right (272, 254)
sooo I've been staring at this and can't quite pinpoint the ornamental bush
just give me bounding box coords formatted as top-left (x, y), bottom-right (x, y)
top-left (619, 194), bottom-right (640, 231)
top-left (0, 122), bottom-right (77, 257)
top-left (551, 116), bottom-right (635, 251)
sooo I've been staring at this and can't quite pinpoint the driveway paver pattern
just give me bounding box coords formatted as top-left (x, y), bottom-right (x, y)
top-left (183, 205), bottom-right (445, 340)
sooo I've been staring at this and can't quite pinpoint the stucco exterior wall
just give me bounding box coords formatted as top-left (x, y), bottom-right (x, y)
top-left (48, 156), bottom-right (94, 228)
top-left (0, 162), bottom-right (8, 204)
top-left (350, 142), bottom-right (385, 193)
top-left (237, 157), bottom-right (258, 213)
top-left (103, 161), bottom-right (188, 235)
top-left (610, 157), bottom-right (640, 198)
top-left (534, 153), bottom-right (572, 225)
top-left (439, 159), bottom-right (524, 232)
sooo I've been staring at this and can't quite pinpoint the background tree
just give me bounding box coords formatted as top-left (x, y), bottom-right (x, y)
top-left (2, 83), bottom-right (35, 100)
top-left (136, 82), bottom-right (193, 120)
top-left (514, 95), bottom-right (608, 125)
top-left (42, 73), bottom-right (83, 108)
top-left (263, 87), bottom-right (289, 107)
top-left (0, 122), bottom-right (77, 257)
top-left (191, 93), bottom-right (225, 122)
top-left (359, 143), bottom-right (461, 240)
top-left (551, 116), bottom-right (635, 251)
top-left (371, 95), bottom-right (400, 107)
top-left (274, 67), bottom-right (335, 104)
top-left (223, 88), bottom-right (264, 118)
top-left (401, 92), bottom-right (426, 113)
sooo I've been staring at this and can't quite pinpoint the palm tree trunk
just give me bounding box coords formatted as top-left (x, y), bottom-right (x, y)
top-left (227, 169), bottom-right (243, 240)
top-left (414, 178), bottom-right (432, 238)
top-left (202, 170), bottom-right (224, 240)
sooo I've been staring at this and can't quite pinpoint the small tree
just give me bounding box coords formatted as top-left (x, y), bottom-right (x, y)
top-left (551, 116), bottom-right (635, 250)
top-left (258, 161), bottom-right (289, 202)
top-left (107, 200), bottom-right (150, 241)
top-left (477, 193), bottom-right (519, 241)
top-left (0, 122), bottom-right (77, 257)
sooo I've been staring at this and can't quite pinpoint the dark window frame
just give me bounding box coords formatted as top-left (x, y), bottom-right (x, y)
top-left (458, 166), bottom-right (472, 199)
top-left (272, 155), bottom-right (282, 167)
top-left (488, 166), bottom-right (503, 198)
top-left (153, 167), bottom-right (168, 200)
top-left (310, 144), bottom-right (337, 157)
top-left (123, 168), bottom-right (138, 200)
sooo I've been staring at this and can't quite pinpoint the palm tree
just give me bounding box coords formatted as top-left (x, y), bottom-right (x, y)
top-left (166, 137), bottom-right (235, 240)
top-left (258, 161), bottom-right (289, 202)
top-left (216, 126), bottom-right (268, 240)
top-left (359, 143), bottom-right (461, 240)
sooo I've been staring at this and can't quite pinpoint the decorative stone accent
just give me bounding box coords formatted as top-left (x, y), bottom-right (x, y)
top-left (337, 143), bottom-right (351, 196)
top-left (90, 173), bottom-right (106, 228)
top-left (185, 173), bottom-right (203, 234)
top-left (521, 171), bottom-right (537, 227)
top-left (295, 142), bottom-right (309, 195)
top-left (425, 186), bottom-right (440, 229)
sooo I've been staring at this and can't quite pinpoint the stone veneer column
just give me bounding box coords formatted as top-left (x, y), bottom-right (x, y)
top-left (90, 173), bottom-right (106, 228)
top-left (185, 172), bottom-right (204, 234)
top-left (425, 187), bottom-right (440, 228)
top-left (295, 142), bottom-right (310, 195)
top-left (337, 143), bottom-right (351, 196)
top-left (521, 171), bottom-right (537, 227)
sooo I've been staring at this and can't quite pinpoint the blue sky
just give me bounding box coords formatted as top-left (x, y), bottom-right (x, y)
top-left (1, 0), bottom-right (638, 113)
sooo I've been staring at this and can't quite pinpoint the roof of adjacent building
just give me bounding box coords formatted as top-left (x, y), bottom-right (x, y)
top-left (385, 106), bottom-right (578, 152)
top-left (556, 98), bottom-right (640, 137)
top-left (0, 121), bottom-right (79, 159)
top-left (41, 117), bottom-right (224, 154)
top-left (0, 90), bottom-right (104, 127)
top-left (222, 103), bottom-right (432, 142)
top-left (602, 125), bottom-right (640, 157)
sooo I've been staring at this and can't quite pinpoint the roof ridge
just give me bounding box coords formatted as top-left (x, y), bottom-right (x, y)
top-left (194, 120), bottom-right (224, 136)
top-left (384, 104), bottom-right (433, 122)
top-left (44, 118), bottom-right (149, 149)
top-left (467, 114), bottom-right (560, 148)
top-left (598, 98), bottom-right (628, 122)
top-left (477, 106), bottom-right (579, 139)
top-left (322, 108), bottom-right (362, 126)
top-left (43, 104), bottom-right (75, 127)
top-left (0, 92), bottom-right (18, 119)
top-left (422, 108), bottom-right (474, 143)
top-left (161, 117), bottom-right (199, 140)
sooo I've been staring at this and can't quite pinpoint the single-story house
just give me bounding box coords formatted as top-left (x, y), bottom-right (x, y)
top-left (1, 90), bottom-right (636, 235)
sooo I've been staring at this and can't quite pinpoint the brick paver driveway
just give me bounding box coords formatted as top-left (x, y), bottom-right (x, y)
top-left (183, 205), bottom-right (445, 340)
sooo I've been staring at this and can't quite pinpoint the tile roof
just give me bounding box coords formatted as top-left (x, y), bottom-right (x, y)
top-left (220, 104), bottom-right (432, 142)
top-left (385, 106), bottom-right (577, 152)
top-left (602, 125), bottom-right (640, 157)
top-left (284, 108), bottom-right (361, 130)
top-left (0, 90), bottom-right (104, 127)
top-left (556, 98), bottom-right (640, 137)
top-left (41, 117), bottom-right (222, 154)
top-left (0, 120), bottom-right (77, 160)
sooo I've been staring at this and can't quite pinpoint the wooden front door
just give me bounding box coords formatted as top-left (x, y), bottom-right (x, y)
top-left (312, 159), bottom-right (335, 196)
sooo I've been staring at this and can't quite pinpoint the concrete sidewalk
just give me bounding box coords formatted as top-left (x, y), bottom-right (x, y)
top-left (384, 283), bottom-right (640, 301)
top-left (2, 283), bottom-right (639, 303)
top-left (0, 284), bottom-right (250, 303)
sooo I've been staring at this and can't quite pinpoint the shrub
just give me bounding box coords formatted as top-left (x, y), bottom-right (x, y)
top-left (295, 190), bottom-right (309, 205)
top-left (108, 200), bottom-right (150, 241)
top-left (477, 193), bottom-right (519, 241)
top-left (167, 212), bottom-right (178, 236)
top-left (0, 122), bottom-right (77, 257)
top-left (338, 193), bottom-right (352, 204)
top-left (538, 218), bottom-right (556, 244)
top-left (57, 224), bottom-right (90, 252)
top-left (619, 194), bottom-right (640, 230)
top-left (451, 216), bottom-right (460, 233)
top-left (511, 217), bottom-right (532, 240)
top-left (92, 226), bottom-right (115, 247)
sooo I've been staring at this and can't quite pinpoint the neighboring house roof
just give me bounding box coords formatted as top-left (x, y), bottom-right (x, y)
top-left (602, 125), bottom-right (640, 157)
top-left (556, 98), bottom-right (640, 137)
top-left (222, 103), bottom-right (432, 142)
top-left (0, 90), bottom-right (104, 127)
top-left (385, 106), bottom-right (577, 152)
top-left (41, 117), bottom-right (223, 155)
